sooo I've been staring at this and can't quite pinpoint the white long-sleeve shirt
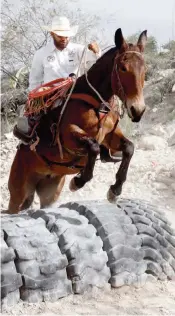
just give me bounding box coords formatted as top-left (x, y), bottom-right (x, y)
top-left (29, 41), bottom-right (101, 91)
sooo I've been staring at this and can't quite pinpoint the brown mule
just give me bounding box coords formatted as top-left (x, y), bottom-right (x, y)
top-left (7, 28), bottom-right (147, 214)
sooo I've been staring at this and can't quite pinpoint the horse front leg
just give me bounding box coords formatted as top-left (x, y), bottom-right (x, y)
top-left (69, 133), bottom-right (100, 192)
top-left (104, 127), bottom-right (134, 203)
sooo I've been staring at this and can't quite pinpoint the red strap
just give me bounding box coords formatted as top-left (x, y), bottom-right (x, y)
top-left (71, 93), bottom-right (111, 121)
top-left (70, 93), bottom-right (100, 109)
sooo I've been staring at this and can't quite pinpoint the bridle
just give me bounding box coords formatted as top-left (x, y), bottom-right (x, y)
top-left (110, 50), bottom-right (144, 118)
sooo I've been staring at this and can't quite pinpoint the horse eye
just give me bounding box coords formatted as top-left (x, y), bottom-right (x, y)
top-left (120, 66), bottom-right (127, 72)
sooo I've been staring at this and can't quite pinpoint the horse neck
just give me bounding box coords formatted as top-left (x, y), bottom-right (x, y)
top-left (74, 48), bottom-right (117, 102)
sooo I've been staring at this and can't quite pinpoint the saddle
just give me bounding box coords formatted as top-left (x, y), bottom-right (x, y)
top-left (13, 78), bottom-right (74, 145)
top-left (13, 77), bottom-right (115, 147)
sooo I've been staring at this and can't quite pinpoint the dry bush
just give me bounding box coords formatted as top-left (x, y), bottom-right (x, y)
top-left (157, 73), bottom-right (175, 102)
top-left (145, 54), bottom-right (173, 81)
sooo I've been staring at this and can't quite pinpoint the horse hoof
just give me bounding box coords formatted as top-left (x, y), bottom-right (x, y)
top-left (107, 188), bottom-right (119, 204)
top-left (69, 178), bottom-right (79, 192)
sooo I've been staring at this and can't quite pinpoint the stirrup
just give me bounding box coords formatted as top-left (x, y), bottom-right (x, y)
top-left (13, 122), bottom-right (39, 145)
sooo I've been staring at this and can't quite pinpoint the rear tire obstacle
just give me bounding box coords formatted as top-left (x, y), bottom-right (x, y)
top-left (1, 198), bottom-right (175, 306)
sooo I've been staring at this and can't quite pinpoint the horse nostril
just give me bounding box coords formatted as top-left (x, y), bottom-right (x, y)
top-left (130, 106), bottom-right (145, 122)
top-left (130, 106), bottom-right (137, 118)
top-left (132, 116), bottom-right (141, 122)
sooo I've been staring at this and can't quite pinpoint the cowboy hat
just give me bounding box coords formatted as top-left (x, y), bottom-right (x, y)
top-left (42, 16), bottom-right (78, 37)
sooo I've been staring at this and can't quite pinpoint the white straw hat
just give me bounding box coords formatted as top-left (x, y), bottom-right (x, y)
top-left (42, 16), bottom-right (78, 37)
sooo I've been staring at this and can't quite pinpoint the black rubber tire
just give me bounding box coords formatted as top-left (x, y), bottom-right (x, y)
top-left (31, 207), bottom-right (110, 294)
top-left (61, 198), bottom-right (175, 287)
top-left (1, 214), bottom-right (72, 303)
top-left (1, 229), bottom-right (22, 307)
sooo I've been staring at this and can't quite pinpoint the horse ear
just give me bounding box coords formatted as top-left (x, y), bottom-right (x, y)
top-left (137, 30), bottom-right (147, 52)
top-left (114, 28), bottom-right (127, 51)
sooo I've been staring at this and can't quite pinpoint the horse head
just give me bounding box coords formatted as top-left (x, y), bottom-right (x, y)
top-left (112, 28), bottom-right (147, 122)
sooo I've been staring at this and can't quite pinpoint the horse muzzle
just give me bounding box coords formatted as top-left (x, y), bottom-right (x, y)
top-left (130, 106), bottom-right (145, 122)
top-left (126, 96), bottom-right (146, 123)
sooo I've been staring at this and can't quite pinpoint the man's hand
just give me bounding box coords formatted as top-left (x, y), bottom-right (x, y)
top-left (38, 87), bottom-right (50, 92)
top-left (88, 42), bottom-right (100, 54)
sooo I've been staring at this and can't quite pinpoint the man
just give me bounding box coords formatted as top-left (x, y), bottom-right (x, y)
top-left (16, 16), bottom-right (120, 163)
top-left (17, 16), bottom-right (101, 134)
top-left (29, 16), bottom-right (101, 90)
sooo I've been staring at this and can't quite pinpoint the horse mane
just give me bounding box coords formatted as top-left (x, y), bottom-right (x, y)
top-left (74, 46), bottom-right (117, 93)
top-left (88, 46), bottom-right (117, 69)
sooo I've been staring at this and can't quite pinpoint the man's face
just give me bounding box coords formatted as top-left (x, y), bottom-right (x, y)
top-left (51, 32), bottom-right (70, 50)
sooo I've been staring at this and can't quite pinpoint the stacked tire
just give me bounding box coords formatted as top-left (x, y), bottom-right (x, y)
top-left (31, 208), bottom-right (110, 294)
top-left (1, 229), bottom-right (22, 307)
top-left (1, 198), bottom-right (175, 306)
top-left (1, 215), bottom-right (72, 304)
top-left (63, 199), bottom-right (175, 286)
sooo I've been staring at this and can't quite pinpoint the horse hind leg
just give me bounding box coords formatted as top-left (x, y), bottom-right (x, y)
top-left (36, 175), bottom-right (65, 208)
top-left (8, 178), bottom-right (36, 214)
top-left (20, 193), bottom-right (35, 210)
top-left (7, 152), bottom-right (36, 214)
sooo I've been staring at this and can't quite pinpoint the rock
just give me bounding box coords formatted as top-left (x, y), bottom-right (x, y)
top-left (171, 60), bottom-right (175, 69)
top-left (153, 182), bottom-right (168, 191)
top-left (171, 183), bottom-right (175, 191)
top-left (150, 125), bottom-right (167, 138)
top-left (170, 169), bottom-right (175, 178)
top-left (4, 132), bottom-right (13, 140)
top-left (168, 132), bottom-right (175, 147)
top-left (2, 149), bottom-right (8, 154)
top-left (172, 84), bottom-right (175, 93)
top-left (144, 89), bottom-right (161, 107)
top-left (155, 175), bottom-right (173, 186)
top-left (152, 108), bottom-right (158, 113)
top-left (137, 136), bottom-right (168, 151)
top-left (165, 121), bottom-right (175, 138)
top-left (157, 69), bottom-right (175, 79)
